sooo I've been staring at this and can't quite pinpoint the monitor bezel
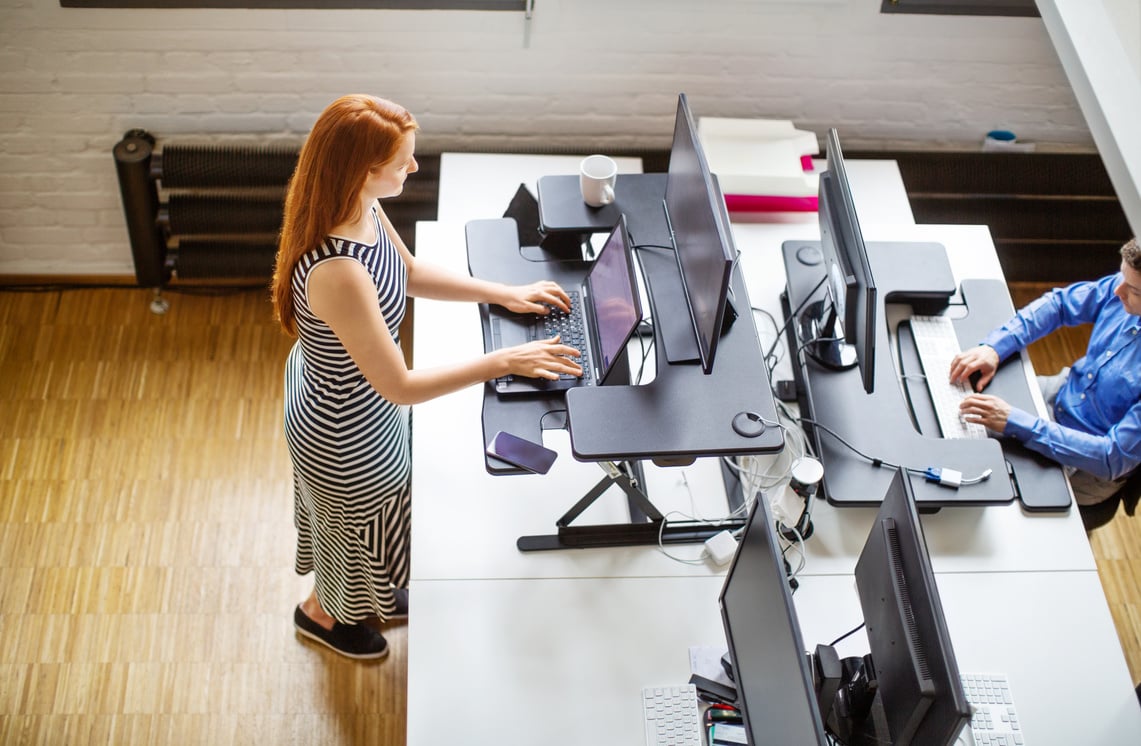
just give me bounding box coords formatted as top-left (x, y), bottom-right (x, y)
top-left (818, 128), bottom-right (877, 394)
top-left (584, 213), bottom-right (644, 386)
top-left (664, 92), bottom-right (737, 375)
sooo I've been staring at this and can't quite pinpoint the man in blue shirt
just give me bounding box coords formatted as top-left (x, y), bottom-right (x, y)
top-left (950, 238), bottom-right (1141, 506)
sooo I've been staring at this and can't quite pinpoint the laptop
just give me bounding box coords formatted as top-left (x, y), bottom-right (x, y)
top-left (487, 215), bottom-right (643, 396)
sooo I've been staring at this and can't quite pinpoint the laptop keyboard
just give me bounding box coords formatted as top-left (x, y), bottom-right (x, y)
top-left (539, 291), bottom-right (592, 382)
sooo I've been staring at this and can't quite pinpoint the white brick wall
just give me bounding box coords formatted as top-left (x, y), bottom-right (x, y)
top-left (0, 0), bottom-right (1089, 276)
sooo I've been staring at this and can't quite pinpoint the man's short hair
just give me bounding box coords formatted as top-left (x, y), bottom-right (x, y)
top-left (1122, 238), bottom-right (1141, 271)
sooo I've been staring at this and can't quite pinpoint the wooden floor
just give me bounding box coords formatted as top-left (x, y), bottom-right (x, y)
top-left (0, 288), bottom-right (406, 746)
top-left (1, 284), bottom-right (1138, 744)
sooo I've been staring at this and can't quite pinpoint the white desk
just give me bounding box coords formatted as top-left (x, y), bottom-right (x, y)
top-left (407, 153), bottom-right (1140, 746)
top-left (730, 158), bottom-right (916, 227)
top-left (408, 572), bottom-right (1141, 745)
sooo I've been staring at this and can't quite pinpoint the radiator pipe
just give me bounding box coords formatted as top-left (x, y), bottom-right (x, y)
top-left (113, 129), bottom-right (170, 289)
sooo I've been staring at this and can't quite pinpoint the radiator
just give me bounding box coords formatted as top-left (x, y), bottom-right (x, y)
top-left (112, 128), bottom-right (298, 292)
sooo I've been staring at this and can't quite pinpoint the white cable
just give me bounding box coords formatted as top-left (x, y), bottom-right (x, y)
top-left (655, 510), bottom-right (717, 565)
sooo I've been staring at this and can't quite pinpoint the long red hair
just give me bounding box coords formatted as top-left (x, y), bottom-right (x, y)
top-left (272, 94), bottom-right (418, 336)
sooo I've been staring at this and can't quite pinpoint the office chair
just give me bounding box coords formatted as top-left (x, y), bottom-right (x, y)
top-left (1079, 468), bottom-right (1141, 531)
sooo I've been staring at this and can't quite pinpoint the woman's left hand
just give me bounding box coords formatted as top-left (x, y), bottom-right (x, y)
top-left (497, 281), bottom-right (572, 315)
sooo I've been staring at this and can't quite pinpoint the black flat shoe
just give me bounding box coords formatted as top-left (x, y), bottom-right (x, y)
top-left (390, 588), bottom-right (408, 620)
top-left (293, 605), bottom-right (389, 660)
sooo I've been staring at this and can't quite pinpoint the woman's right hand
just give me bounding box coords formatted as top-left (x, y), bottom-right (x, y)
top-left (500, 336), bottom-right (582, 381)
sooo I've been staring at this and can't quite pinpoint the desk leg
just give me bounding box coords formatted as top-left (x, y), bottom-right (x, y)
top-left (555, 461), bottom-right (660, 528)
top-left (516, 459), bottom-right (748, 552)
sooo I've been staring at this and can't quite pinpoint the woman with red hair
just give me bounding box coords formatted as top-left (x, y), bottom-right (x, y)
top-left (272, 95), bottom-right (581, 658)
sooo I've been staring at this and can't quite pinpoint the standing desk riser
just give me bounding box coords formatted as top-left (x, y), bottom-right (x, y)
top-left (465, 172), bottom-right (784, 550)
top-left (780, 238), bottom-right (1071, 512)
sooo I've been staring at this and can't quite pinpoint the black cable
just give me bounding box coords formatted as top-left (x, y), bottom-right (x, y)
top-left (627, 248), bottom-right (657, 388)
top-left (765, 273), bottom-right (828, 365)
top-left (829, 621), bottom-right (866, 647)
top-left (634, 316), bottom-right (655, 385)
top-left (751, 305), bottom-right (784, 369)
top-left (797, 413), bottom-right (990, 487)
top-left (794, 333), bottom-right (845, 371)
top-left (797, 415), bottom-right (900, 470)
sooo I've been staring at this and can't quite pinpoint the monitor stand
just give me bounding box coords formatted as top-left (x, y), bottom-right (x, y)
top-left (799, 298), bottom-right (857, 372)
top-left (813, 645), bottom-right (892, 746)
top-left (638, 243), bottom-right (702, 365)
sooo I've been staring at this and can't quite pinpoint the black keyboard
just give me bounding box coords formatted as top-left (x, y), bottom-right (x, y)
top-left (537, 291), bottom-right (592, 383)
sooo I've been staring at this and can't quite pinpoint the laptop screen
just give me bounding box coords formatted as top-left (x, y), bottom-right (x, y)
top-left (585, 218), bottom-right (642, 380)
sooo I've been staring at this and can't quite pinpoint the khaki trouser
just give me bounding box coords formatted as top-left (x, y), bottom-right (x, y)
top-left (1038, 369), bottom-right (1128, 506)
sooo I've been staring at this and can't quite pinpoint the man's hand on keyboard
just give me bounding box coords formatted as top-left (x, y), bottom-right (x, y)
top-left (960, 393), bottom-right (1012, 433)
top-left (950, 345), bottom-right (1000, 391)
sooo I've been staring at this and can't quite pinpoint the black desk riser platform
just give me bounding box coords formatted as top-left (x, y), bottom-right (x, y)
top-left (781, 239), bottom-right (1070, 512)
top-left (465, 173), bottom-right (784, 550)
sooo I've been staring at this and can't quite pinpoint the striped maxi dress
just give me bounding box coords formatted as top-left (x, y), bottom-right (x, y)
top-left (283, 206), bottom-right (411, 624)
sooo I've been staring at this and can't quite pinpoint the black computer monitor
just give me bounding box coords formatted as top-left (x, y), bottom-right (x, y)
top-left (719, 494), bottom-right (829, 746)
top-left (799, 128), bottom-right (878, 394)
top-left (721, 468), bottom-right (970, 746)
top-left (663, 93), bottom-right (736, 375)
top-left (850, 468), bottom-right (971, 745)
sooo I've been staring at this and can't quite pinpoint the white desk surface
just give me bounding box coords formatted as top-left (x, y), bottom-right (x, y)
top-left (407, 571), bottom-right (1141, 746)
top-left (730, 158), bottom-right (915, 228)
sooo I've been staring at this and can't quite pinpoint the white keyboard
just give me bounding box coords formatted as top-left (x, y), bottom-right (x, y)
top-left (641, 684), bottom-right (703, 746)
top-left (909, 315), bottom-right (988, 440)
top-left (961, 672), bottom-right (1025, 745)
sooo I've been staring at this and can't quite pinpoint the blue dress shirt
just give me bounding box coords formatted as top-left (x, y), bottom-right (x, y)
top-left (982, 272), bottom-right (1141, 481)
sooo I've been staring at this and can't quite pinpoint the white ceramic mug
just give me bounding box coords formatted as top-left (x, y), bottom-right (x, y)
top-left (579, 154), bottom-right (617, 207)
